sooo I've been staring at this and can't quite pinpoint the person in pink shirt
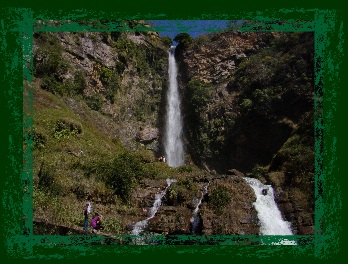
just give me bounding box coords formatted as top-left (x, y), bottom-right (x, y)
top-left (90, 212), bottom-right (103, 232)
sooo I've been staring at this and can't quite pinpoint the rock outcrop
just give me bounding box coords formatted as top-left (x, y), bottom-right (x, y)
top-left (34, 23), bottom-right (169, 152)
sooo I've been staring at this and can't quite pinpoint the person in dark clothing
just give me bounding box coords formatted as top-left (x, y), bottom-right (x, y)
top-left (83, 194), bottom-right (92, 232)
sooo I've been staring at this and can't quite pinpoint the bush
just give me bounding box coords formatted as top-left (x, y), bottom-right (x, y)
top-left (34, 33), bottom-right (69, 79)
top-left (134, 150), bottom-right (155, 163)
top-left (174, 33), bottom-right (192, 48)
top-left (53, 118), bottom-right (82, 140)
top-left (25, 128), bottom-right (46, 149)
top-left (104, 151), bottom-right (144, 203)
top-left (251, 164), bottom-right (268, 180)
top-left (176, 164), bottom-right (194, 173)
top-left (85, 94), bottom-right (103, 111)
top-left (72, 71), bottom-right (87, 94)
top-left (161, 36), bottom-right (172, 47)
top-left (142, 162), bottom-right (172, 180)
top-left (208, 185), bottom-right (231, 214)
top-left (41, 76), bottom-right (64, 95)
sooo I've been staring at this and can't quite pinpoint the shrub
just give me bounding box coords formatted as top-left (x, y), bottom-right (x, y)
top-left (208, 185), bottom-right (231, 214)
top-left (251, 164), bottom-right (268, 180)
top-left (134, 150), bottom-right (155, 163)
top-left (34, 33), bottom-right (69, 79)
top-left (53, 118), bottom-right (82, 140)
top-left (174, 33), bottom-right (192, 48)
top-left (142, 162), bottom-right (172, 180)
top-left (104, 151), bottom-right (144, 203)
top-left (102, 217), bottom-right (123, 234)
top-left (25, 129), bottom-right (46, 149)
top-left (85, 94), bottom-right (103, 111)
top-left (176, 164), bottom-right (194, 173)
top-left (161, 36), bottom-right (172, 47)
top-left (41, 76), bottom-right (64, 95)
top-left (72, 71), bottom-right (87, 94)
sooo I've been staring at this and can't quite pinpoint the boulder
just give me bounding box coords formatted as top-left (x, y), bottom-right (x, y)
top-left (136, 127), bottom-right (159, 144)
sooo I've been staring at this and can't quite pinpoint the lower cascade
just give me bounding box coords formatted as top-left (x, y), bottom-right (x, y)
top-left (243, 177), bottom-right (297, 245)
top-left (131, 178), bottom-right (177, 236)
top-left (190, 185), bottom-right (209, 234)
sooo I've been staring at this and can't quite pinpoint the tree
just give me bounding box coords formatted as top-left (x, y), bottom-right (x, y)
top-left (173, 33), bottom-right (192, 49)
top-left (161, 36), bottom-right (173, 47)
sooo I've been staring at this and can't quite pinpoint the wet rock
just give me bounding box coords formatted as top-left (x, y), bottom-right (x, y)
top-left (147, 206), bottom-right (192, 234)
top-left (297, 225), bottom-right (314, 235)
top-left (200, 177), bottom-right (259, 235)
top-left (274, 186), bottom-right (288, 203)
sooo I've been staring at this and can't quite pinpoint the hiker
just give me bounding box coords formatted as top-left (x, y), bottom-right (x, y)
top-left (90, 212), bottom-right (103, 232)
top-left (83, 194), bottom-right (92, 232)
top-left (158, 156), bottom-right (163, 162)
top-left (162, 156), bottom-right (166, 163)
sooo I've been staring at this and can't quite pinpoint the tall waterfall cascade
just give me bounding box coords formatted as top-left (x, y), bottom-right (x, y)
top-left (164, 46), bottom-right (185, 167)
top-left (243, 177), bottom-right (297, 245)
top-left (131, 178), bottom-right (177, 236)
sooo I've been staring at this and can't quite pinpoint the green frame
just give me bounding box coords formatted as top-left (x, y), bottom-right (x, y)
top-left (0, 6), bottom-right (344, 261)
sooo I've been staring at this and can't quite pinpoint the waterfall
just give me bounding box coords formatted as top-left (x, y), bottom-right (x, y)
top-left (164, 46), bottom-right (185, 167)
top-left (243, 177), bottom-right (297, 245)
top-left (131, 178), bottom-right (177, 236)
top-left (190, 185), bottom-right (208, 234)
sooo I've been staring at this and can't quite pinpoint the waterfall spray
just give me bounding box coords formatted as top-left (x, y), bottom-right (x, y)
top-left (131, 178), bottom-right (177, 236)
top-left (164, 46), bottom-right (185, 167)
top-left (243, 177), bottom-right (297, 245)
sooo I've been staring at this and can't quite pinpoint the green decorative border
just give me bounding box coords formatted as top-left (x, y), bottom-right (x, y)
top-left (0, 6), bottom-right (344, 260)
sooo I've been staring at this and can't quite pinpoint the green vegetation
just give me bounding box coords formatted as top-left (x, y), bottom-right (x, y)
top-left (31, 84), bottom-right (211, 234)
top-left (251, 164), bottom-right (269, 180)
top-left (103, 151), bottom-right (144, 203)
top-left (174, 33), bottom-right (193, 50)
top-left (161, 36), bottom-right (173, 47)
top-left (185, 80), bottom-right (214, 162)
top-left (208, 185), bottom-right (231, 214)
top-left (183, 32), bottom-right (314, 173)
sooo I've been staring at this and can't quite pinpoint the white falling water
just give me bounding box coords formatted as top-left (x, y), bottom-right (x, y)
top-left (164, 46), bottom-right (185, 167)
top-left (243, 177), bottom-right (297, 245)
top-left (190, 185), bottom-right (208, 234)
top-left (131, 178), bottom-right (177, 236)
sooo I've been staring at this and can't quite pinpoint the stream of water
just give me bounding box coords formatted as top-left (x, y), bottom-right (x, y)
top-left (164, 46), bottom-right (185, 167)
top-left (243, 177), bottom-right (297, 245)
top-left (190, 185), bottom-right (208, 234)
top-left (131, 178), bottom-right (177, 236)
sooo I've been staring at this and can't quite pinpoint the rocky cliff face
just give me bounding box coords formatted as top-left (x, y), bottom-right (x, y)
top-left (175, 30), bottom-right (315, 235)
top-left (131, 173), bottom-right (259, 236)
top-left (34, 23), bottom-right (169, 153)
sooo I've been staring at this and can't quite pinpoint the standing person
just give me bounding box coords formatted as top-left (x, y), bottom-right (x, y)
top-left (162, 156), bottom-right (166, 163)
top-left (83, 194), bottom-right (92, 232)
